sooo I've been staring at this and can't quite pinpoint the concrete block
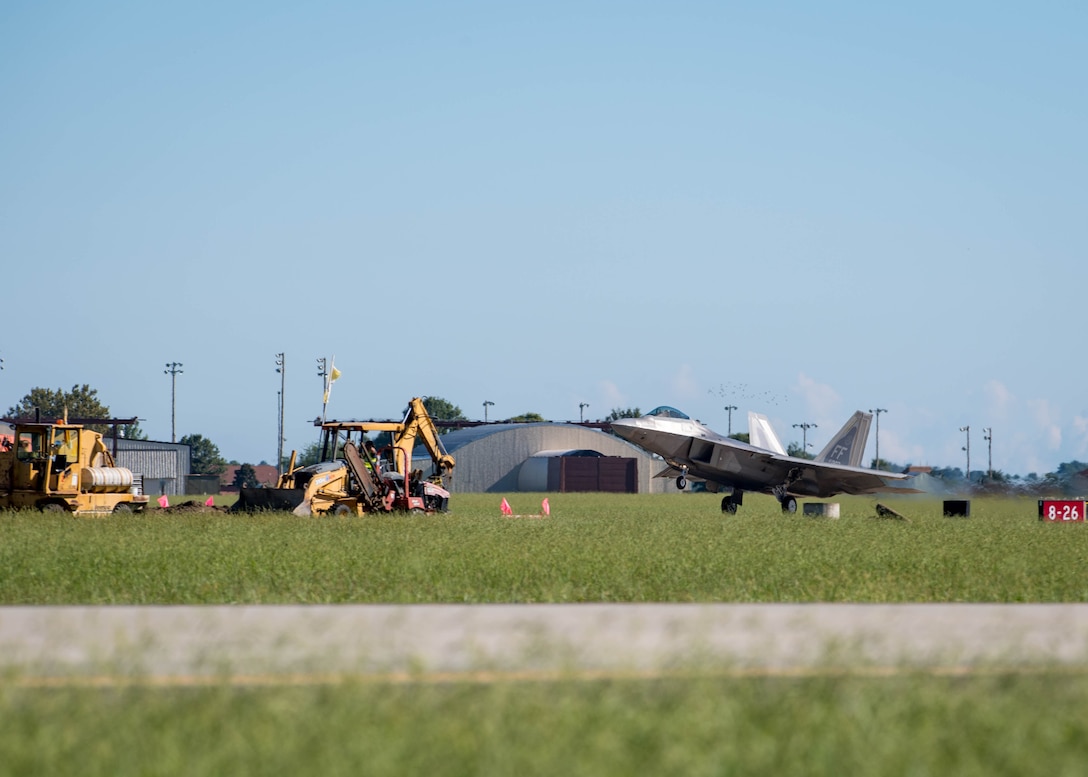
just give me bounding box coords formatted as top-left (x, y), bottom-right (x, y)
top-left (803, 502), bottom-right (840, 518)
top-left (943, 500), bottom-right (971, 517)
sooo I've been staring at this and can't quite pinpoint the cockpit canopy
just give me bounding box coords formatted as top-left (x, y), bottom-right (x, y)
top-left (643, 406), bottom-right (690, 420)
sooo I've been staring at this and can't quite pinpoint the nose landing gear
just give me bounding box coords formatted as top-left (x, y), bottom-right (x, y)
top-left (773, 484), bottom-right (799, 513)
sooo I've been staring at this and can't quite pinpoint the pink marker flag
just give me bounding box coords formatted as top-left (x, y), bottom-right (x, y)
top-left (500, 498), bottom-right (513, 516)
top-left (542, 498), bottom-right (550, 516)
top-left (157, 495), bottom-right (169, 508)
top-left (205, 496), bottom-right (215, 507)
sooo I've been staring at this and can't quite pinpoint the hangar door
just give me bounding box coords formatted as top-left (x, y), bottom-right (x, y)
top-left (549, 457), bottom-right (637, 493)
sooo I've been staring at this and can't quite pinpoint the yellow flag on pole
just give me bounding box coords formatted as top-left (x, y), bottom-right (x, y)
top-left (323, 359), bottom-right (341, 404)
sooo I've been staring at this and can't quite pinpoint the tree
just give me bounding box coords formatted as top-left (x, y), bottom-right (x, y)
top-left (870, 458), bottom-right (901, 472)
top-left (179, 433), bottom-right (227, 475)
top-left (1051, 461), bottom-right (1088, 482)
top-left (292, 440), bottom-right (324, 468)
top-left (786, 442), bottom-right (815, 460)
top-left (419, 397), bottom-right (467, 434)
top-left (729, 432), bottom-right (750, 443)
top-left (232, 463), bottom-right (259, 489)
top-left (120, 420), bottom-right (148, 440)
top-left (5, 384), bottom-right (147, 438)
top-left (508, 412), bottom-right (545, 423)
top-left (931, 466), bottom-right (964, 481)
top-left (6, 385), bottom-right (112, 432)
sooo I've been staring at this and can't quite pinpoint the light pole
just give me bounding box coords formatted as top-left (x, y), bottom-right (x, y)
top-left (793, 422), bottom-right (817, 453)
top-left (983, 427), bottom-right (992, 481)
top-left (315, 357), bottom-right (329, 430)
top-left (960, 426), bottom-right (971, 484)
top-left (275, 353), bottom-right (285, 476)
top-left (164, 362), bottom-right (183, 443)
top-left (579, 402), bottom-right (589, 422)
top-left (870, 408), bottom-right (887, 469)
top-left (724, 405), bottom-right (737, 435)
top-left (483, 400), bottom-right (494, 422)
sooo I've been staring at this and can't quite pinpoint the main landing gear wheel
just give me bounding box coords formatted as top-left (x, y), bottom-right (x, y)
top-left (780, 496), bottom-right (798, 513)
top-left (721, 496), bottom-right (738, 514)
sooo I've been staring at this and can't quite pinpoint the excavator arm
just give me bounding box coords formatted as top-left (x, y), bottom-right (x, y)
top-left (392, 397), bottom-right (455, 485)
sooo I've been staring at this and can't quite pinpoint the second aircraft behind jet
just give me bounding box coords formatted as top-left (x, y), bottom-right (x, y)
top-left (611, 406), bottom-right (917, 513)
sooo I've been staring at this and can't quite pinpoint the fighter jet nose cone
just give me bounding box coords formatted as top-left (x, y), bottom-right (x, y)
top-left (610, 418), bottom-right (639, 441)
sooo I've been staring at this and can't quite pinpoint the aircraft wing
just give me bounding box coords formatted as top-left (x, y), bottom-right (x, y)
top-left (775, 457), bottom-right (919, 498)
top-left (675, 441), bottom-right (916, 499)
top-left (673, 442), bottom-right (918, 499)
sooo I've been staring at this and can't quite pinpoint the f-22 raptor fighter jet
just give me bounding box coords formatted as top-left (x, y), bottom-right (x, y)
top-left (611, 406), bottom-right (917, 513)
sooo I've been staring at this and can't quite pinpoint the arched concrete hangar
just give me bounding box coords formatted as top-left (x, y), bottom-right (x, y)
top-left (413, 423), bottom-right (670, 494)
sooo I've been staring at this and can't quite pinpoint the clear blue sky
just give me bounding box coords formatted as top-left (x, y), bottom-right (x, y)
top-left (2, 1), bottom-right (1085, 477)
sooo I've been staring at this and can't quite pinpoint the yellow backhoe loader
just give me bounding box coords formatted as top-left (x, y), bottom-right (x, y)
top-left (232, 397), bottom-right (455, 516)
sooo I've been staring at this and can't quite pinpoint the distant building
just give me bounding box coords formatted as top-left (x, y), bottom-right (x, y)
top-left (110, 438), bottom-right (191, 497)
top-left (220, 464), bottom-right (280, 492)
top-left (412, 423), bottom-right (669, 494)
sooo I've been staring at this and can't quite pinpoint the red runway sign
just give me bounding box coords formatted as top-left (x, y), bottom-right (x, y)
top-left (1038, 500), bottom-right (1086, 522)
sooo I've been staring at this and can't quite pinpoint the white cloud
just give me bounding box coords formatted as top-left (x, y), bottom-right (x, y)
top-left (1072, 415), bottom-right (1088, 458)
top-left (983, 379), bottom-right (1014, 420)
top-left (1022, 449), bottom-right (1051, 477)
top-left (876, 429), bottom-right (927, 468)
top-left (793, 373), bottom-right (840, 420)
top-left (1028, 398), bottom-right (1063, 450)
top-left (670, 364), bottom-right (700, 401)
top-left (599, 380), bottom-right (626, 409)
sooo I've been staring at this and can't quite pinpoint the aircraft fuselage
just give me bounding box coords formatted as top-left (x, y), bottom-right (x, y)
top-left (611, 407), bottom-right (907, 509)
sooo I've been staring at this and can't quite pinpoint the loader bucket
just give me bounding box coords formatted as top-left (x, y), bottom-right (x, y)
top-left (231, 487), bottom-right (308, 513)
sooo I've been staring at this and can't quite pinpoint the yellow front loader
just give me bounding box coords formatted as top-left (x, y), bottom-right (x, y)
top-left (0, 421), bottom-right (149, 514)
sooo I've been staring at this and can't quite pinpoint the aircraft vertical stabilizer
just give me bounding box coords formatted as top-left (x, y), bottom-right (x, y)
top-left (815, 411), bottom-right (872, 467)
top-left (748, 412), bottom-right (787, 455)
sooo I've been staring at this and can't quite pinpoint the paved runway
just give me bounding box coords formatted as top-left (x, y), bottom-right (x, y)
top-left (3, 604), bottom-right (1088, 684)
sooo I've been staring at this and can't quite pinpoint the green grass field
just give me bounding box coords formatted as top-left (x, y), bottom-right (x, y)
top-left (3, 493), bottom-right (1086, 775)
top-left (1, 493), bottom-right (1084, 604)
top-left (4, 673), bottom-right (1088, 777)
